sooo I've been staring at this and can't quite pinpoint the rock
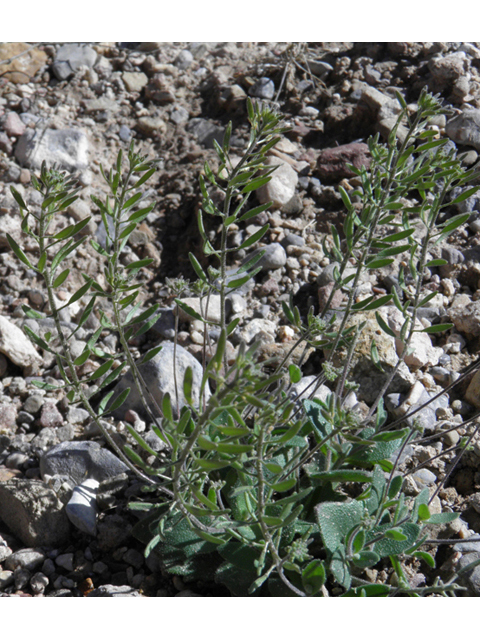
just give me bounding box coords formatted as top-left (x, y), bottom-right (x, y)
top-left (316, 142), bottom-right (371, 182)
top-left (82, 97), bottom-right (120, 115)
top-left (0, 213), bottom-right (23, 249)
top-left (0, 571), bottom-right (14, 589)
top-left (39, 402), bottom-right (64, 429)
top-left (449, 295), bottom-right (480, 337)
top-left (245, 243), bottom-right (287, 271)
top-left (290, 376), bottom-right (332, 404)
top-left (40, 441), bottom-right (128, 487)
top-left (411, 468), bottom-right (437, 488)
top-left (122, 72), bottom-right (148, 92)
top-left (174, 50), bottom-right (194, 70)
top-left (96, 514), bottom-right (132, 551)
top-left (170, 106), bottom-right (189, 124)
top-left (65, 479), bottom-right (99, 536)
top-left (0, 479), bottom-right (70, 547)
top-left (220, 85), bottom-right (247, 112)
top-left (86, 584), bottom-right (144, 597)
top-left (429, 52), bottom-right (468, 85)
top-left (330, 311), bottom-right (414, 404)
top-left (0, 316), bottom-right (42, 370)
top-left (187, 118), bottom-right (225, 149)
top-left (2, 112), bottom-right (26, 137)
top-left (0, 43), bottom-right (48, 84)
top-left (30, 572), bottom-right (49, 594)
top-left (238, 318), bottom-right (276, 345)
top-left (308, 60), bottom-right (333, 80)
top-left (0, 131), bottom-right (12, 154)
top-left (136, 116), bottom-right (167, 137)
top-left (119, 124), bottom-right (132, 142)
top-left (150, 308), bottom-right (176, 340)
top-left (176, 296), bottom-right (221, 324)
top-left (15, 128), bottom-right (89, 172)
top-left (457, 551), bottom-right (480, 596)
top-left (381, 306), bottom-right (443, 369)
top-left (445, 109), bottom-right (480, 151)
top-left (0, 403), bottom-right (17, 429)
top-left (249, 77), bottom-right (275, 100)
top-left (5, 549), bottom-right (45, 572)
top-left (109, 342), bottom-right (210, 420)
top-left (256, 156), bottom-right (298, 209)
top-left (387, 380), bottom-right (449, 432)
top-left (464, 370), bottom-right (480, 409)
top-left (66, 198), bottom-right (97, 235)
top-left (52, 44), bottom-right (97, 81)
top-left (360, 86), bottom-right (392, 111)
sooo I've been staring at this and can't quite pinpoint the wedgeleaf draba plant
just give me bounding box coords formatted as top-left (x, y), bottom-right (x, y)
top-left (7, 93), bottom-right (480, 596)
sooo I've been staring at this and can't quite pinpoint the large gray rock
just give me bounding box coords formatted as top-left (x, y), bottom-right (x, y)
top-left (40, 441), bottom-right (128, 486)
top-left (109, 342), bottom-right (210, 420)
top-left (15, 128), bottom-right (89, 171)
top-left (52, 44), bottom-right (97, 81)
top-left (0, 479), bottom-right (71, 547)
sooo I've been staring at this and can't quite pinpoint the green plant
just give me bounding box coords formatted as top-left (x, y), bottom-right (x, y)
top-left (8, 91), bottom-right (480, 596)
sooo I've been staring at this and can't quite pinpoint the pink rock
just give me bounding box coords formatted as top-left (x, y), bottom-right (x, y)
top-left (3, 112), bottom-right (26, 137)
top-left (39, 402), bottom-right (64, 429)
top-left (316, 142), bottom-right (371, 182)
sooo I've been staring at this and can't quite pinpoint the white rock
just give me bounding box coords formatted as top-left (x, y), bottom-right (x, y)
top-left (0, 214), bottom-right (22, 249)
top-left (176, 295), bottom-right (221, 323)
top-left (256, 156), bottom-right (298, 209)
top-left (15, 127), bottom-right (89, 171)
top-left (239, 318), bottom-right (276, 344)
top-left (0, 315), bottom-right (42, 370)
top-left (65, 479), bottom-right (99, 536)
top-left (381, 307), bottom-right (443, 369)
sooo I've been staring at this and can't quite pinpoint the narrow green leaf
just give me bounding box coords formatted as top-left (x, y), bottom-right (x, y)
top-left (21, 304), bottom-right (44, 319)
top-left (241, 175), bottom-right (272, 193)
top-left (175, 299), bottom-right (204, 323)
top-left (123, 191), bottom-right (144, 210)
top-left (365, 257), bottom-right (395, 269)
top-left (6, 234), bottom-right (33, 268)
top-left (10, 186), bottom-right (28, 210)
top-left (52, 268), bottom-right (70, 288)
top-left (425, 258), bottom-right (448, 267)
top-left (237, 202), bottom-right (272, 223)
top-left (419, 323), bottom-right (453, 334)
top-left (88, 358), bottom-right (114, 380)
top-left (73, 349), bottom-right (91, 366)
top-left (437, 213), bottom-right (470, 236)
top-left (141, 345), bottom-right (163, 363)
top-left (194, 458), bottom-right (231, 471)
top-left (237, 224), bottom-right (269, 251)
top-left (128, 203), bottom-right (155, 223)
top-left (375, 311), bottom-right (396, 338)
top-left (270, 477), bottom-right (297, 493)
top-left (66, 279), bottom-right (93, 306)
top-left (450, 186), bottom-right (480, 205)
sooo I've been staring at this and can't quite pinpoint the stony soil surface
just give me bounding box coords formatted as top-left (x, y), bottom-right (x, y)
top-left (2, 42), bottom-right (480, 596)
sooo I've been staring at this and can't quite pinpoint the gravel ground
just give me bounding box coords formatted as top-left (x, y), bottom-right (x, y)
top-left (2, 41), bottom-right (480, 596)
